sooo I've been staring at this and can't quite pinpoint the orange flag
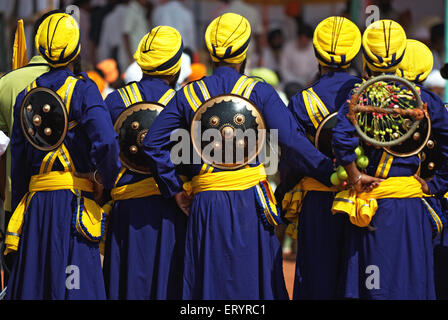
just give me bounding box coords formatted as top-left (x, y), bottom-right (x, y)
top-left (12, 19), bottom-right (28, 70)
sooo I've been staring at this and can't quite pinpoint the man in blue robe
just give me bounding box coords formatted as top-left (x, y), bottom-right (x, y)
top-left (282, 16), bottom-right (362, 299)
top-left (5, 12), bottom-right (121, 299)
top-left (102, 26), bottom-right (187, 300)
top-left (143, 13), bottom-right (335, 300)
top-left (332, 20), bottom-right (448, 299)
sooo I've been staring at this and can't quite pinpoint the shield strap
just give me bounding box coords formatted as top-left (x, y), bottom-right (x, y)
top-left (183, 76), bottom-right (259, 174)
top-left (115, 83), bottom-right (175, 185)
top-left (374, 151), bottom-right (394, 178)
top-left (302, 87), bottom-right (330, 129)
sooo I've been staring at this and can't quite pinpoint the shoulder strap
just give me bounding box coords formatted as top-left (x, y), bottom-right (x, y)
top-left (158, 88), bottom-right (176, 106)
top-left (118, 82), bottom-right (144, 107)
top-left (374, 151), bottom-right (394, 178)
top-left (231, 75), bottom-right (258, 98)
top-left (302, 87), bottom-right (330, 129)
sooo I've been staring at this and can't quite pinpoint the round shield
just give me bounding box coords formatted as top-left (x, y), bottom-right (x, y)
top-left (314, 112), bottom-right (338, 159)
top-left (347, 74), bottom-right (426, 154)
top-left (20, 87), bottom-right (68, 151)
top-left (383, 114), bottom-right (431, 157)
top-left (114, 102), bottom-right (164, 174)
top-left (191, 94), bottom-right (266, 170)
top-left (419, 136), bottom-right (440, 180)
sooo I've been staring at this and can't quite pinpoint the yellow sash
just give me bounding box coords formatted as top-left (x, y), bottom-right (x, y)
top-left (111, 177), bottom-right (161, 201)
top-left (281, 177), bottom-right (341, 239)
top-left (5, 172), bottom-right (94, 255)
top-left (183, 165), bottom-right (268, 195)
top-left (331, 176), bottom-right (429, 227)
top-left (182, 164), bottom-right (281, 227)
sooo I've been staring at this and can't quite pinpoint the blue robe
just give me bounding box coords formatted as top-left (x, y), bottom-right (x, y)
top-left (143, 66), bottom-right (334, 299)
top-left (332, 83), bottom-right (448, 299)
top-left (286, 71), bottom-right (360, 299)
top-left (102, 76), bottom-right (187, 300)
top-left (7, 68), bottom-right (121, 299)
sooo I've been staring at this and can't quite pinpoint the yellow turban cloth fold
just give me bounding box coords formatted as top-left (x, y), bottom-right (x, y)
top-left (134, 26), bottom-right (183, 76)
top-left (35, 13), bottom-right (81, 68)
top-left (396, 39), bottom-right (433, 83)
top-left (205, 13), bottom-right (251, 64)
top-left (313, 16), bottom-right (361, 69)
top-left (362, 19), bottom-right (407, 73)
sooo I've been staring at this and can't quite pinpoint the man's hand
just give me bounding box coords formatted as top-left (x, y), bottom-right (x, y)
top-left (352, 174), bottom-right (383, 193)
top-left (175, 191), bottom-right (193, 216)
top-left (414, 174), bottom-right (431, 195)
top-left (74, 171), bottom-right (105, 205)
top-left (344, 162), bottom-right (383, 193)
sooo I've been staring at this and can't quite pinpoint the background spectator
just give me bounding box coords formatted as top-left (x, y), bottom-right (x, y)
top-left (151, 0), bottom-right (197, 52)
top-left (280, 23), bottom-right (318, 87)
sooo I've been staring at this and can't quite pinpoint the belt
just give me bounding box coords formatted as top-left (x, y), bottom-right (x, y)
top-left (5, 171), bottom-right (99, 255)
top-left (183, 164), bottom-right (282, 227)
top-left (331, 176), bottom-right (430, 227)
top-left (282, 177), bottom-right (341, 239)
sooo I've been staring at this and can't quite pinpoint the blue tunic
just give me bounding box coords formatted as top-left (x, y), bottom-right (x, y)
top-left (286, 71), bottom-right (360, 299)
top-left (102, 76), bottom-right (187, 300)
top-left (433, 196), bottom-right (448, 299)
top-left (7, 68), bottom-right (121, 299)
top-left (332, 83), bottom-right (448, 299)
top-left (143, 66), bottom-right (334, 299)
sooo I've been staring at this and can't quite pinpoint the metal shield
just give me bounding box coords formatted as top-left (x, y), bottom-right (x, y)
top-left (20, 87), bottom-right (68, 151)
top-left (191, 94), bottom-right (266, 170)
top-left (314, 112), bottom-right (338, 159)
top-left (383, 114), bottom-right (431, 158)
top-left (114, 102), bottom-right (164, 174)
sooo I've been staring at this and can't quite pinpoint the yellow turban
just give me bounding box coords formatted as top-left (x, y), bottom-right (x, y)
top-left (35, 13), bottom-right (81, 68)
top-left (134, 26), bottom-right (183, 76)
top-left (313, 16), bottom-right (361, 69)
top-left (395, 39), bottom-right (433, 83)
top-left (362, 19), bottom-right (407, 73)
top-left (205, 13), bottom-right (251, 64)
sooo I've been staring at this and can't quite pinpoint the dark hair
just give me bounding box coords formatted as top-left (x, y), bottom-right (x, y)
top-left (297, 23), bottom-right (313, 39)
top-left (430, 23), bottom-right (444, 44)
top-left (33, 9), bottom-right (66, 38)
top-left (284, 81), bottom-right (304, 101)
top-left (268, 29), bottom-right (283, 43)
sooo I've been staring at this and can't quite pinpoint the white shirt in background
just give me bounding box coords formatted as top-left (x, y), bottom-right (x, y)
top-left (0, 130), bottom-right (9, 156)
top-left (151, 0), bottom-right (197, 51)
top-left (280, 39), bottom-right (318, 87)
top-left (98, 3), bottom-right (128, 72)
top-left (123, 1), bottom-right (149, 56)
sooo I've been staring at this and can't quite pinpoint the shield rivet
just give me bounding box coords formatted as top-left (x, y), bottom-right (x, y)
top-left (234, 114), bottom-right (245, 125)
top-left (209, 116), bottom-right (220, 127)
top-left (42, 104), bottom-right (51, 113)
top-left (412, 132), bottom-right (420, 141)
top-left (427, 140), bottom-right (435, 149)
top-left (33, 115), bottom-right (42, 126)
top-left (26, 104), bottom-right (33, 112)
top-left (221, 126), bottom-right (234, 140)
top-left (44, 127), bottom-right (52, 136)
top-left (428, 162), bottom-right (435, 170)
top-left (27, 128), bottom-right (34, 135)
top-left (131, 121), bottom-right (139, 130)
top-left (129, 145), bottom-right (138, 154)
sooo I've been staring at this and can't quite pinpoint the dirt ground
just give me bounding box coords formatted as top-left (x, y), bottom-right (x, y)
top-left (283, 253), bottom-right (296, 300)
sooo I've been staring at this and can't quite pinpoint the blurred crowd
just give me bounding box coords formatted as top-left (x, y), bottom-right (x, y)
top-left (0, 0), bottom-right (447, 101)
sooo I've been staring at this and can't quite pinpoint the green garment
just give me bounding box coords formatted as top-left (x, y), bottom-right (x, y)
top-left (0, 55), bottom-right (49, 211)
